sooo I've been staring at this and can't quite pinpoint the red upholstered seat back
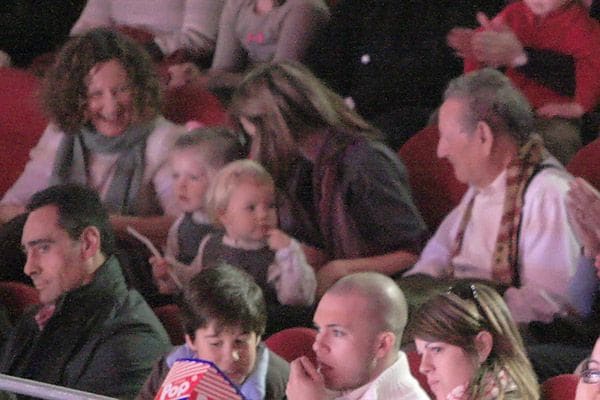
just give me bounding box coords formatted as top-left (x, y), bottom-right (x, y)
top-left (0, 67), bottom-right (48, 197)
top-left (567, 138), bottom-right (600, 190)
top-left (265, 327), bottom-right (318, 364)
top-left (0, 281), bottom-right (40, 322)
top-left (398, 125), bottom-right (467, 231)
top-left (541, 373), bottom-right (578, 400)
top-left (406, 350), bottom-right (434, 398)
top-left (153, 303), bottom-right (185, 345)
top-left (162, 82), bottom-right (229, 127)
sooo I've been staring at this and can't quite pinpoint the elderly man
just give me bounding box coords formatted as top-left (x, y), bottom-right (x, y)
top-left (0, 184), bottom-right (170, 398)
top-left (405, 68), bottom-right (595, 324)
top-left (286, 272), bottom-right (428, 399)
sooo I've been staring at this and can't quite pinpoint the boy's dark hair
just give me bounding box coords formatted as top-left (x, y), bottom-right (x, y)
top-left (181, 263), bottom-right (267, 339)
top-left (26, 183), bottom-right (116, 256)
top-left (173, 127), bottom-right (247, 169)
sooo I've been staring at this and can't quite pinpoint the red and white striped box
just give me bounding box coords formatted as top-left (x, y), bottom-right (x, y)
top-left (155, 358), bottom-right (246, 400)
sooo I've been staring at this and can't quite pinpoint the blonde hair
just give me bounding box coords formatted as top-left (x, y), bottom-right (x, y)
top-left (408, 283), bottom-right (539, 400)
top-left (205, 159), bottom-right (275, 226)
top-left (171, 127), bottom-right (246, 170)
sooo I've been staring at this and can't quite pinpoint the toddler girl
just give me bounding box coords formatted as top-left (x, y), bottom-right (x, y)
top-left (202, 159), bottom-right (316, 310)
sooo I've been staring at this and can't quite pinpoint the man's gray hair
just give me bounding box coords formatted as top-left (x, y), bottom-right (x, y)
top-left (327, 272), bottom-right (407, 348)
top-left (444, 68), bottom-right (534, 145)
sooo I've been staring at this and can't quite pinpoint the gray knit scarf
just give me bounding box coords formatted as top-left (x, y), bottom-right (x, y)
top-left (50, 121), bottom-right (154, 215)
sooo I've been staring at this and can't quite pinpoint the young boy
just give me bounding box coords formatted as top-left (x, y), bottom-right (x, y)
top-left (150, 127), bottom-right (245, 293)
top-left (137, 263), bottom-right (289, 400)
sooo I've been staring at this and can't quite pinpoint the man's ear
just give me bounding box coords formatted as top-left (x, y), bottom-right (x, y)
top-left (474, 330), bottom-right (493, 363)
top-left (475, 120), bottom-right (495, 157)
top-left (79, 226), bottom-right (101, 259)
top-left (375, 331), bottom-right (396, 359)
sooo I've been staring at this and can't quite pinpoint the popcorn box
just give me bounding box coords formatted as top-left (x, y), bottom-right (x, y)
top-left (155, 358), bottom-right (246, 400)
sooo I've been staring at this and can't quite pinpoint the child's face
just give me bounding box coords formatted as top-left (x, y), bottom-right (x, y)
top-left (524, 0), bottom-right (570, 17)
top-left (219, 181), bottom-right (278, 246)
top-left (170, 148), bottom-right (215, 213)
top-left (185, 322), bottom-right (260, 385)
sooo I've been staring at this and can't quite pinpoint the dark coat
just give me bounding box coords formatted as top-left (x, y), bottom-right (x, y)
top-left (0, 255), bottom-right (171, 399)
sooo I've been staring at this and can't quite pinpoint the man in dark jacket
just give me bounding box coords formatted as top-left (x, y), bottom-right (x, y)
top-left (0, 184), bottom-right (170, 399)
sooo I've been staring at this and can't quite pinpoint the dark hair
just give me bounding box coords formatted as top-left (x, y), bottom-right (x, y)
top-left (180, 263), bottom-right (267, 339)
top-left (230, 61), bottom-right (382, 186)
top-left (42, 28), bottom-right (161, 134)
top-left (26, 183), bottom-right (115, 256)
top-left (172, 127), bottom-right (247, 169)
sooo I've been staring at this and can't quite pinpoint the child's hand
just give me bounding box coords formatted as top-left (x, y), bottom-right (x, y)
top-left (266, 228), bottom-right (292, 251)
top-left (150, 256), bottom-right (178, 294)
top-left (537, 102), bottom-right (585, 119)
top-left (447, 27), bottom-right (475, 59)
top-left (150, 255), bottom-right (171, 281)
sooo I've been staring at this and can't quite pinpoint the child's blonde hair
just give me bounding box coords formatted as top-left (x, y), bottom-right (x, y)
top-left (171, 127), bottom-right (246, 170)
top-left (206, 159), bottom-right (275, 226)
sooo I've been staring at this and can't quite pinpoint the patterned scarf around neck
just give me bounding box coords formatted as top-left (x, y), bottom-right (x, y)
top-left (50, 121), bottom-right (154, 215)
top-left (451, 134), bottom-right (549, 287)
top-left (446, 369), bottom-right (518, 400)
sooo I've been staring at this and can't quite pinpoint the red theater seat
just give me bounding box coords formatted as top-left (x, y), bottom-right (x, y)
top-left (567, 138), bottom-right (600, 191)
top-left (153, 303), bottom-right (185, 345)
top-left (0, 67), bottom-right (48, 197)
top-left (0, 281), bottom-right (40, 322)
top-left (162, 81), bottom-right (229, 128)
top-left (265, 327), bottom-right (318, 364)
top-left (406, 350), bottom-right (434, 398)
top-left (541, 373), bottom-right (578, 400)
top-left (398, 125), bottom-right (467, 231)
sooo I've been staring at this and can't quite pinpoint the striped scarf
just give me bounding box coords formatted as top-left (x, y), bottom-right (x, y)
top-left (451, 134), bottom-right (548, 286)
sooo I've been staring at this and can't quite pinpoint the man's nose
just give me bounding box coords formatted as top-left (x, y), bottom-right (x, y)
top-left (223, 348), bottom-right (240, 368)
top-left (313, 331), bottom-right (327, 354)
top-left (23, 253), bottom-right (38, 277)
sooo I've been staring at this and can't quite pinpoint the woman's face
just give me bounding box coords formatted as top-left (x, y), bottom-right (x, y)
top-left (576, 338), bottom-right (600, 400)
top-left (86, 59), bottom-right (135, 137)
top-left (415, 338), bottom-right (478, 400)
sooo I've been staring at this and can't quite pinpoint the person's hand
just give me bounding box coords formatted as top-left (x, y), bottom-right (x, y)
top-left (316, 260), bottom-right (349, 298)
top-left (567, 178), bottom-right (600, 261)
top-left (537, 102), bottom-right (585, 119)
top-left (266, 228), bottom-right (292, 251)
top-left (0, 204), bottom-right (26, 224)
top-left (447, 27), bottom-right (476, 59)
top-left (471, 13), bottom-right (525, 68)
top-left (286, 357), bottom-right (333, 400)
top-left (150, 255), bottom-right (176, 294)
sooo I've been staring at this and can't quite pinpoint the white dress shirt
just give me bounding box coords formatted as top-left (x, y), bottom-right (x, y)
top-left (406, 159), bottom-right (596, 323)
top-left (335, 351), bottom-right (429, 400)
